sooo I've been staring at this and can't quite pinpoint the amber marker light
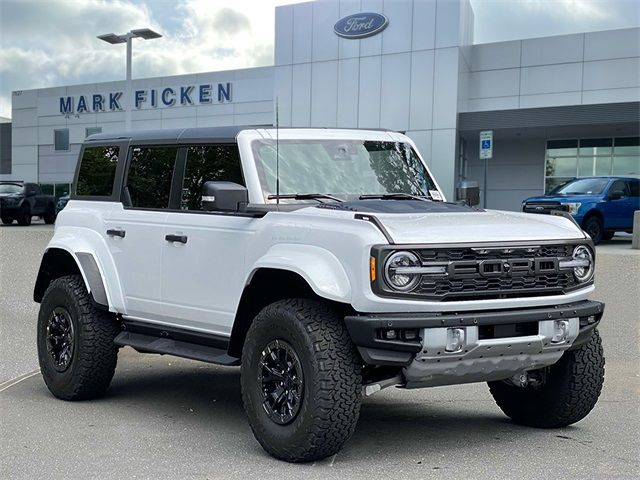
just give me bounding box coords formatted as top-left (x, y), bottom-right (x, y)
top-left (370, 256), bottom-right (377, 282)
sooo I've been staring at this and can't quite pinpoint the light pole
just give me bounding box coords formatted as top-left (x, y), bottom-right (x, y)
top-left (97, 28), bottom-right (162, 131)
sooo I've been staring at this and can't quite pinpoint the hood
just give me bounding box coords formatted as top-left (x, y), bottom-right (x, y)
top-left (524, 194), bottom-right (603, 203)
top-left (302, 199), bottom-right (585, 244)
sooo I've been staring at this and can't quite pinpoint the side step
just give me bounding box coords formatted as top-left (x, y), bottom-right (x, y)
top-left (114, 330), bottom-right (240, 366)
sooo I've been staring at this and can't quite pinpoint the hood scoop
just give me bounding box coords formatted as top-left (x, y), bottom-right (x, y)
top-left (317, 199), bottom-right (482, 214)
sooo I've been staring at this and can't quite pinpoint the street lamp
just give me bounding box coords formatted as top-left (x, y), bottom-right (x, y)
top-left (97, 28), bottom-right (162, 130)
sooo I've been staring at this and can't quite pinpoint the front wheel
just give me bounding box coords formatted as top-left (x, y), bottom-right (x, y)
top-left (37, 274), bottom-right (120, 400)
top-left (241, 299), bottom-right (362, 462)
top-left (16, 204), bottom-right (31, 226)
top-left (488, 329), bottom-right (604, 428)
top-left (583, 216), bottom-right (603, 244)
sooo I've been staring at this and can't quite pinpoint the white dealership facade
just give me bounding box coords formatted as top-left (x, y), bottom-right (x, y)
top-left (3, 0), bottom-right (639, 210)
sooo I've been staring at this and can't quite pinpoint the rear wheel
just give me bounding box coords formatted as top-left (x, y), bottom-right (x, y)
top-left (37, 274), bottom-right (119, 400)
top-left (241, 299), bottom-right (362, 462)
top-left (16, 204), bottom-right (31, 226)
top-left (43, 206), bottom-right (56, 224)
top-left (583, 216), bottom-right (603, 244)
top-left (488, 330), bottom-right (604, 428)
top-left (1, 216), bottom-right (13, 225)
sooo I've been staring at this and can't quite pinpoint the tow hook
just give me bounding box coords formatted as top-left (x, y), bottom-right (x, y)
top-left (362, 374), bottom-right (404, 397)
top-left (507, 370), bottom-right (546, 388)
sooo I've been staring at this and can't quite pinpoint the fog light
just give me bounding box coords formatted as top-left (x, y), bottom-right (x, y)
top-left (402, 329), bottom-right (418, 341)
top-left (551, 320), bottom-right (570, 343)
top-left (384, 329), bottom-right (397, 340)
top-left (587, 315), bottom-right (596, 324)
top-left (445, 327), bottom-right (466, 352)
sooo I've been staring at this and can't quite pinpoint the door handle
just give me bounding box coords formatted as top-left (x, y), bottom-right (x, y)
top-left (165, 234), bottom-right (188, 244)
top-left (106, 229), bottom-right (126, 238)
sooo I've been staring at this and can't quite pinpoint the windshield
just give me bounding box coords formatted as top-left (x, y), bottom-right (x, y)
top-left (0, 184), bottom-right (23, 194)
top-left (252, 140), bottom-right (439, 202)
top-left (552, 178), bottom-right (609, 195)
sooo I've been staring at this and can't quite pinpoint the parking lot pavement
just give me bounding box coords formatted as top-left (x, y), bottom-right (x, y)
top-left (1, 227), bottom-right (639, 479)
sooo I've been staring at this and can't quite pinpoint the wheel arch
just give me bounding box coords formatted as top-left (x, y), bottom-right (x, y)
top-left (34, 247), bottom-right (109, 309)
top-left (228, 267), bottom-right (353, 358)
top-left (581, 208), bottom-right (603, 226)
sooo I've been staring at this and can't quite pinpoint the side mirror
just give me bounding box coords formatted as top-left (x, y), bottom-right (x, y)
top-left (201, 181), bottom-right (248, 212)
top-left (456, 180), bottom-right (480, 206)
top-left (608, 190), bottom-right (624, 201)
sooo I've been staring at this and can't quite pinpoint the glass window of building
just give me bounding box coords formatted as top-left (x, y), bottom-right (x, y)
top-left (544, 137), bottom-right (640, 192)
top-left (54, 129), bottom-right (70, 151)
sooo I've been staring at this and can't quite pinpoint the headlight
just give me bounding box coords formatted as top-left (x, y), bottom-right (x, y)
top-left (384, 251), bottom-right (422, 291)
top-left (571, 245), bottom-right (594, 282)
top-left (561, 202), bottom-right (581, 215)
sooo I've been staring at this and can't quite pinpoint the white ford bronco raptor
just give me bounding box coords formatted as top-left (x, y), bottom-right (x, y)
top-left (34, 127), bottom-right (605, 462)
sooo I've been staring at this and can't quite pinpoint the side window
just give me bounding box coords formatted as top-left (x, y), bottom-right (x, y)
top-left (609, 180), bottom-right (629, 197)
top-left (126, 146), bottom-right (178, 209)
top-left (628, 180), bottom-right (639, 197)
top-left (76, 146), bottom-right (120, 197)
top-left (180, 145), bottom-right (244, 211)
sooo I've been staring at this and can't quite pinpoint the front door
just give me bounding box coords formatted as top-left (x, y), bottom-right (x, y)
top-left (161, 144), bottom-right (254, 335)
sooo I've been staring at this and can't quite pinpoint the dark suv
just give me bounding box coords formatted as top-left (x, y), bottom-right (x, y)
top-left (523, 176), bottom-right (640, 244)
top-left (0, 181), bottom-right (57, 226)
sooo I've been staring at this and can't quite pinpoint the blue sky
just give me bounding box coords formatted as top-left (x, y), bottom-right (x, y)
top-left (0, 0), bottom-right (639, 119)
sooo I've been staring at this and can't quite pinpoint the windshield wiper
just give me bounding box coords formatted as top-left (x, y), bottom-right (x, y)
top-left (267, 193), bottom-right (343, 203)
top-left (359, 193), bottom-right (436, 201)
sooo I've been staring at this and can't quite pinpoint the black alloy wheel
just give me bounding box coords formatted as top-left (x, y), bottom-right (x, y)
top-left (46, 307), bottom-right (75, 372)
top-left (258, 339), bottom-right (304, 425)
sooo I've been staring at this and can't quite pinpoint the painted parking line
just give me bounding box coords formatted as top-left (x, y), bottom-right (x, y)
top-left (0, 369), bottom-right (40, 393)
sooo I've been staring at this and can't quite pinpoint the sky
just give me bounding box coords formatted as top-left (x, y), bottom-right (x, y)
top-left (0, 0), bottom-right (639, 119)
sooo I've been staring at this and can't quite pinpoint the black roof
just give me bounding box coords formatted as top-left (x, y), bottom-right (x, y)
top-left (85, 126), bottom-right (254, 144)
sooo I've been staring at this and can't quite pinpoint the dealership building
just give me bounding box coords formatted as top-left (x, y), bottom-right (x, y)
top-left (2, 0), bottom-right (639, 210)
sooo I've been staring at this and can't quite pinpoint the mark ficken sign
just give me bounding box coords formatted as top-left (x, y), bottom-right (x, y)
top-left (59, 82), bottom-right (232, 115)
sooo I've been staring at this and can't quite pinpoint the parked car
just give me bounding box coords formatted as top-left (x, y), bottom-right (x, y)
top-left (0, 181), bottom-right (56, 226)
top-left (34, 127), bottom-right (604, 462)
top-left (523, 176), bottom-right (640, 244)
top-left (56, 194), bottom-right (70, 214)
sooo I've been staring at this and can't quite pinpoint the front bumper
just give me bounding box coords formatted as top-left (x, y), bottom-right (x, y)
top-left (345, 300), bottom-right (604, 388)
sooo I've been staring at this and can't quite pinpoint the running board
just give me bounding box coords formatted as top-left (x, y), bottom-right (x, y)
top-left (114, 331), bottom-right (240, 366)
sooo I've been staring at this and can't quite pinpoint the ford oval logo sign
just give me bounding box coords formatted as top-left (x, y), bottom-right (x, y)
top-left (334, 12), bottom-right (388, 39)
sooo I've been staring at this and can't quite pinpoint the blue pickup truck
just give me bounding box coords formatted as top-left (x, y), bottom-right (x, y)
top-left (523, 176), bottom-right (640, 244)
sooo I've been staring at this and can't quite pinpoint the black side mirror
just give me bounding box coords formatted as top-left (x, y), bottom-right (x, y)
top-left (608, 190), bottom-right (624, 200)
top-left (202, 181), bottom-right (248, 212)
top-left (456, 180), bottom-right (480, 206)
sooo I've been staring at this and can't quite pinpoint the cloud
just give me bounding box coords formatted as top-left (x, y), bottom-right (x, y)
top-left (0, 0), bottom-right (298, 118)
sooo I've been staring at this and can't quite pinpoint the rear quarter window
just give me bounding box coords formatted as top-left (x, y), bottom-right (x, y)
top-left (76, 146), bottom-right (120, 197)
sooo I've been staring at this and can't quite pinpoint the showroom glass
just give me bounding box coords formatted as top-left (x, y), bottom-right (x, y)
top-left (252, 140), bottom-right (437, 201)
top-left (544, 137), bottom-right (640, 193)
top-left (126, 146), bottom-right (178, 209)
top-left (180, 145), bottom-right (244, 210)
top-left (76, 146), bottom-right (120, 197)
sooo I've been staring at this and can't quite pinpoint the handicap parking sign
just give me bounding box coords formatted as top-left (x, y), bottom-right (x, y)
top-left (480, 131), bottom-right (493, 159)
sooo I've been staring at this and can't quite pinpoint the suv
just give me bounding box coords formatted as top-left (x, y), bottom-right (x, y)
top-left (523, 176), bottom-right (640, 244)
top-left (0, 181), bottom-right (57, 225)
top-left (34, 127), bottom-right (605, 462)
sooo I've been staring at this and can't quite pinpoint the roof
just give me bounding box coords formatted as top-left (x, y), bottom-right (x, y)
top-left (85, 126), bottom-right (253, 144)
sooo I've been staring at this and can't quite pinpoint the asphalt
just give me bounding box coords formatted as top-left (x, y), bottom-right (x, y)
top-left (1, 222), bottom-right (639, 479)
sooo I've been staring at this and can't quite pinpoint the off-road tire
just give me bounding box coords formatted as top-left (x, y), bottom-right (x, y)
top-left (16, 204), bottom-right (31, 226)
top-left (1, 216), bottom-right (12, 225)
top-left (241, 299), bottom-right (362, 462)
top-left (583, 216), bottom-right (603, 245)
top-left (488, 329), bottom-right (604, 428)
top-left (37, 274), bottom-right (119, 400)
top-left (43, 206), bottom-right (56, 224)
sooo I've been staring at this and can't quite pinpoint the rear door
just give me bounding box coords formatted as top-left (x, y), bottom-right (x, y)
top-left (104, 145), bottom-right (179, 321)
top-left (161, 144), bottom-right (255, 335)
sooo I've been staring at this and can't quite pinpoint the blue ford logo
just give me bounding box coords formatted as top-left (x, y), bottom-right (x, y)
top-left (334, 12), bottom-right (388, 39)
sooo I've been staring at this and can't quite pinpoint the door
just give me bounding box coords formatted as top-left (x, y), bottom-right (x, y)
top-left (162, 144), bottom-right (255, 334)
top-left (602, 179), bottom-right (635, 229)
top-left (104, 145), bottom-right (179, 321)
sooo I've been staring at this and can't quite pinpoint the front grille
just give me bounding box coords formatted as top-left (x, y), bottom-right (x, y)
top-left (523, 202), bottom-right (568, 215)
top-left (376, 243), bottom-right (581, 301)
